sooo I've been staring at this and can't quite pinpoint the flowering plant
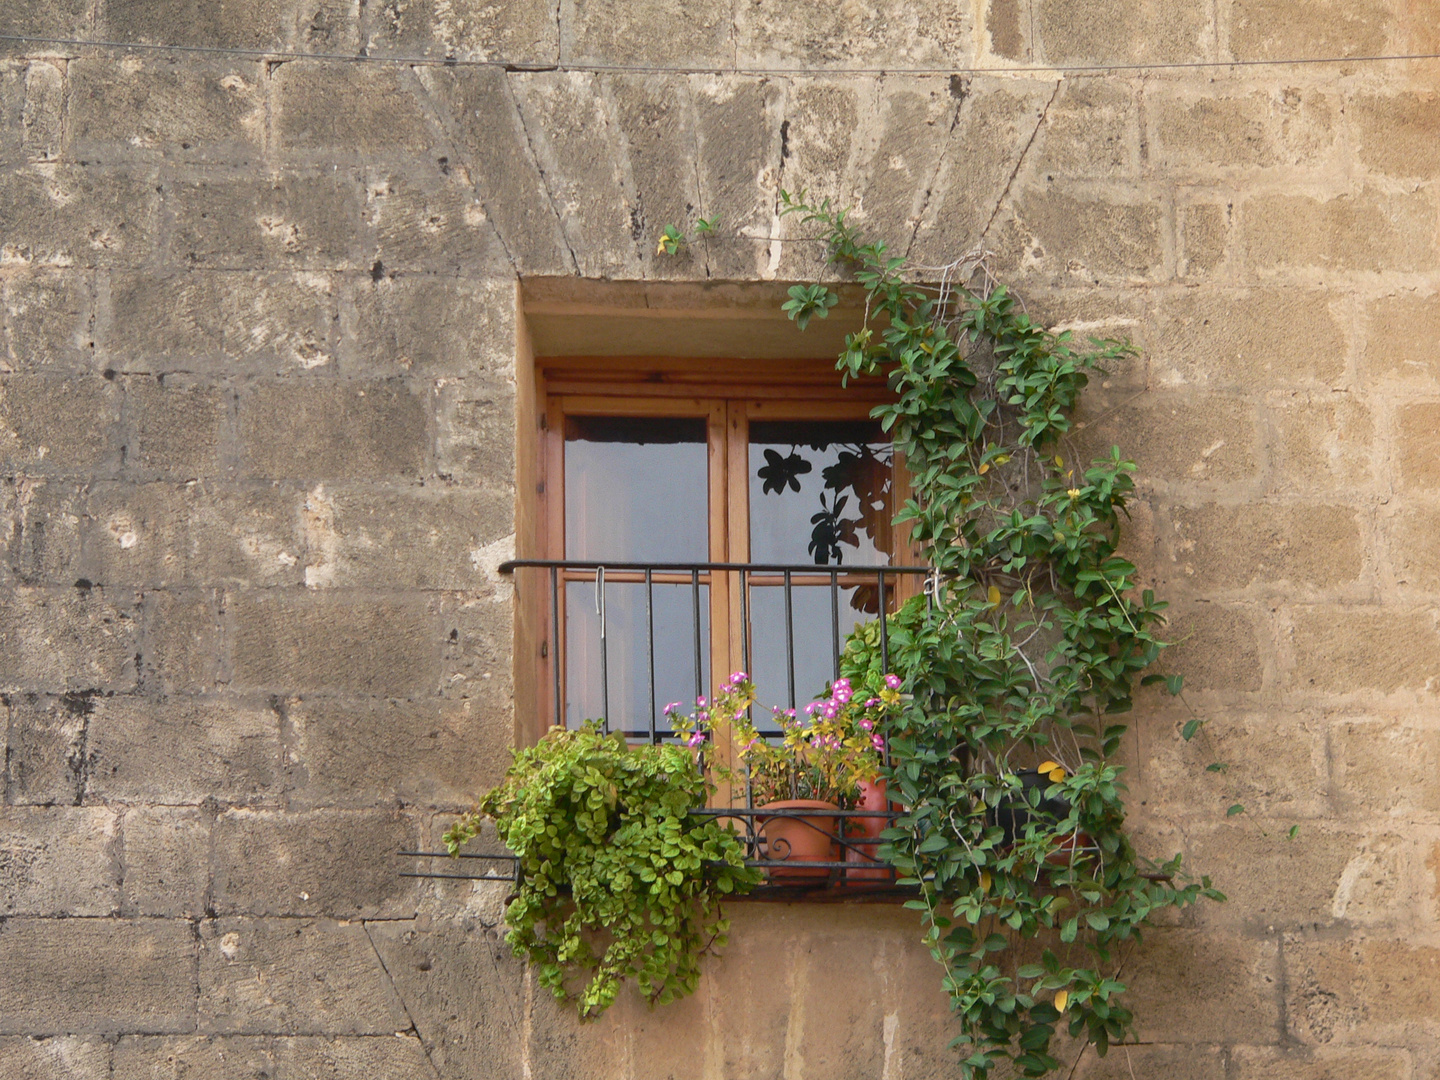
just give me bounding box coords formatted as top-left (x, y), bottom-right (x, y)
top-left (667, 669), bottom-right (905, 807)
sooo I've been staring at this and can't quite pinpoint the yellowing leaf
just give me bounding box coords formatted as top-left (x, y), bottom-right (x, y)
top-left (1054, 455), bottom-right (1064, 467)
top-left (979, 871), bottom-right (992, 893)
top-left (1054, 989), bottom-right (1069, 1012)
top-left (978, 463), bottom-right (990, 475)
top-left (987, 585), bottom-right (1001, 607)
top-left (1037, 760), bottom-right (1060, 773)
top-left (656, 238), bottom-right (668, 255)
top-left (1048, 767), bottom-right (1066, 782)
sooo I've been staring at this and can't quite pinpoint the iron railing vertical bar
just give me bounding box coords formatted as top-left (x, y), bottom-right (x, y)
top-left (646, 568), bottom-right (656, 743)
top-left (550, 565), bottom-right (562, 729)
top-left (598, 566), bottom-right (609, 734)
top-left (877, 569), bottom-right (889, 674)
top-left (830, 570), bottom-right (840, 684)
top-left (740, 567), bottom-right (750, 676)
top-left (784, 569), bottom-right (795, 710)
top-left (692, 569), bottom-right (703, 704)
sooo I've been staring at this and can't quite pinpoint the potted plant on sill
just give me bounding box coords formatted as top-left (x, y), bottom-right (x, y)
top-left (667, 669), bottom-right (904, 884)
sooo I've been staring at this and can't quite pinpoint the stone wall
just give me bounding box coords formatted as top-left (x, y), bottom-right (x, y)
top-left (0, 1), bottom-right (1437, 1077)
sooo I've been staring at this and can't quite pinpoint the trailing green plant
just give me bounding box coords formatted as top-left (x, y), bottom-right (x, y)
top-left (444, 726), bottom-right (760, 1019)
top-left (753, 191), bottom-right (1227, 1078)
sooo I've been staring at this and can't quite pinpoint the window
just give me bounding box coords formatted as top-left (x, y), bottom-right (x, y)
top-left (511, 356), bottom-right (919, 743)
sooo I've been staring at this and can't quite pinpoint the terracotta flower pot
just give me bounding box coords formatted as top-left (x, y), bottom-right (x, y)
top-left (844, 778), bottom-right (895, 884)
top-left (756, 799), bottom-right (840, 883)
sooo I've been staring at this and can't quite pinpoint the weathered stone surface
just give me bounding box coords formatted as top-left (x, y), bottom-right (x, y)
top-left (1147, 88), bottom-right (1338, 173)
top-left (1331, 717), bottom-right (1440, 817)
top-left (101, 0), bottom-right (294, 49)
top-left (1008, 187), bottom-right (1165, 282)
top-left (363, 172), bottom-right (509, 275)
top-left (68, 59), bottom-right (265, 162)
top-left (0, 806), bottom-right (119, 916)
top-left (0, 1037), bottom-right (111, 1080)
top-left (1265, 394), bottom-right (1374, 492)
top-left (121, 378), bottom-right (227, 478)
top-left (437, 591), bottom-right (512, 700)
top-left (0, 918), bottom-right (197, 1035)
top-left (1074, 390), bottom-right (1260, 488)
top-left (1033, 79), bottom-right (1139, 178)
top-left (2, 270), bottom-right (95, 371)
top-left (140, 589), bottom-right (226, 694)
top-left (563, 0), bottom-right (729, 67)
top-left (1161, 601), bottom-right (1265, 692)
top-left (277, 63), bottom-right (433, 160)
top-left (692, 75), bottom-right (779, 281)
top-left (231, 591), bottom-right (438, 697)
top-left (434, 379), bottom-right (516, 484)
top-left (1179, 201), bottom-right (1230, 277)
top-left (0, 0), bottom-right (89, 40)
top-left (121, 806), bottom-right (210, 918)
top-left (1396, 402), bottom-right (1440, 492)
top-left (0, 375), bottom-right (119, 475)
top-left (361, 0), bottom-right (556, 63)
top-left (344, 274), bottom-right (514, 376)
top-left (276, 1035), bottom-right (435, 1077)
top-left (1284, 936), bottom-right (1440, 1044)
top-left (168, 173), bottom-right (362, 270)
top-left (238, 382), bottom-right (428, 482)
top-left (106, 271), bottom-right (338, 374)
top-left (0, 167), bottom-right (156, 268)
top-left (1229, 0), bottom-right (1394, 61)
top-left (1122, 930), bottom-right (1280, 1043)
top-left (287, 696), bottom-right (509, 808)
top-left (1392, 506), bottom-right (1440, 591)
top-left (210, 809), bottom-right (418, 917)
top-left (1036, 0), bottom-right (1209, 64)
top-left (1244, 188), bottom-right (1436, 274)
top-left (1160, 503), bottom-right (1363, 594)
top-left (1364, 291), bottom-right (1440, 384)
top-left (198, 918), bottom-right (408, 1034)
top-left (3, 692), bottom-right (88, 804)
top-left (86, 697), bottom-right (281, 805)
top-left (0, 588), bottom-right (137, 693)
top-left (1075, 1044), bottom-right (1227, 1080)
top-left (1150, 289), bottom-right (1346, 387)
top-left (1288, 606), bottom-right (1440, 695)
top-left (21, 61), bottom-right (64, 162)
top-left (111, 1035), bottom-right (275, 1080)
top-left (1229, 1045), bottom-right (1412, 1080)
top-left (1350, 92), bottom-right (1440, 178)
top-left (736, 0), bottom-right (972, 67)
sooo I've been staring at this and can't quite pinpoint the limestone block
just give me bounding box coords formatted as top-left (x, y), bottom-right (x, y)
top-left (1397, 402), bottom-right (1440, 492)
top-left (735, 0), bottom-right (972, 68)
top-left (1161, 601), bottom-right (1265, 693)
top-left (1150, 92), bottom-right (1273, 171)
top-left (286, 696), bottom-right (510, 809)
top-left (1331, 717), bottom-right (1440, 817)
top-left (86, 697), bottom-right (282, 805)
top-left (1073, 390), bottom-right (1261, 488)
top-left (1186, 823), bottom-right (1409, 930)
top-left (0, 167), bottom-right (157, 268)
top-left (1151, 289), bottom-right (1347, 387)
top-left (1179, 201), bottom-right (1230, 278)
top-left (276, 1035), bottom-right (435, 1078)
top-left (0, 63), bottom-right (22, 162)
top-left (366, 919), bottom-right (527, 1080)
top-left (0, 918), bottom-right (197, 1035)
top-left (231, 590), bottom-right (439, 697)
top-left (120, 806), bottom-right (210, 918)
top-left (1364, 292), bottom-right (1440, 384)
top-left (1122, 930), bottom-right (1280, 1043)
top-left (1024, 288), bottom-right (1150, 390)
top-left (1008, 187), bottom-right (1165, 283)
top-left (238, 381), bottom-right (428, 483)
top-left (105, 270), bottom-right (338, 375)
top-left (2, 270), bottom-right (96, 372)
top-left (527, 974), bottom-right (628, 1080)
top-left (101, 0), bottom-right (294, 49)
top-left (197, 918), bottom-right (409, 1034)
top-left (68, 59), bottom-right (265, 163)
top-left (343, 274), bottom-right (514, 377)
top-left (1351, 92), bottom-right (1440, 179)
top-left (1159, 503), bottom-right (1363, 594)
top-left (1243, 188), bottom-right (1435, 274)
top-left (211, 810), bottom-right (419, 918)
top-left (1138, 711), bottom-right (1330, 819)
top-left (363, 172), bottom-right (509, 275)
top-left (1392, 506), bottom-right (1440, 591)
top-left (1075, 1044), bottom-right (1227, 1080)
top-left (705, 907), bottom-right (801, 1078)
top-left (0, 806), bottom-right (119, 916)
top-left (0, 587), bottom-right (138, 693)
top-left (417, 67), bottom-right (574, 277)
top-left (168, 173), bottom-right (363, 271)
top-left (363, 0), bottom-right (558, 65)
top-left (121, 378), bottom-right (227, 478)
top-left (1265, 395), bottom-right (1374, 492)
top-left (1287, 606), bottom-right (1440, 695)
top-left (509, 72), bottom-right (642, 279)
top-left (562, 0), bottom-right (728, 66)
top-left (1230, 1046), bottom-right (1412, 1080)
top-left (1229, 0), bottom-right (1394, 61)
top-left (437, 591), bottom-right (512, 701)
top-left (848, 78), bottom-right (959, 245)
top-left (276, 62), bottom-right (434, 159)
top-left (112, 1035), bottom-right (275, 1080)
top-left (1036, 0), bottom-right (1209, 64)
top-left (1032, 78), bottom-right (1139, 179)
top-left (0, 374), bottom-right (118, 476)
top-left (1284, 935), bottom-right (1440, 1044)
top-left (22, 61), bottom-right (64, 162)
top-left (3, 692), bottom-right (87, 804)
top-left (304, 486), bottom-right (512, 591)
top-left (434, 378), bottom-right (516, 485)
top-left (691, 75), bottom-right (780, 281)
top-left (0, 0), bottom-right (89, 41)
top-left (0, 1037), bottom-right (111, 1080)
top-left (985, 0), bottom-right (1027, 59)
top-left (140, 589), bottom-right (226, 694)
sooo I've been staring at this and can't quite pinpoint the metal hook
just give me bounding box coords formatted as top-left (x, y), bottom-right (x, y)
top-left (595, 566), bottom-right (605, 638)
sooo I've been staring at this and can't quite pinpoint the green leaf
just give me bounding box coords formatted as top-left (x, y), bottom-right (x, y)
top-left (1227, 804), bottom-right (1245, 817)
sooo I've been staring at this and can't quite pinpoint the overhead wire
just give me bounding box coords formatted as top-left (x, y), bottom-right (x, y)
top-left (2, 31), bottom-right (1440, 77)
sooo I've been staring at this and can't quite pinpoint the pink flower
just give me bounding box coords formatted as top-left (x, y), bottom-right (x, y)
top-left (735, 708), bottom-right (746, 720)
top-left (865, 697), bottom-right (880, 708)
top-left (785, 709), bottom-right (796, 718)
top-left (687, 732), bottom-right (706, 748)
top-left (884, 674), bottom-right (902, 690)
top-left (871, 734), bottom-right (885, 750)
top-left (859, 718), bottom-right (874, 731)
top-left (698, 711), bottom-right (709, 723)
top-left (731, 670), bottom-right (748, 683)
top-left (664, 701), bottom-right (682, 714)
top-left (696, 696), bottom-right (707, 707)
top-left (823, 704), bottom-right (838, 719)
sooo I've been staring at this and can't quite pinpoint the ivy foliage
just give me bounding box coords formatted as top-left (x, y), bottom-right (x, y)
top-left (444, 727), bottom-right (760, 1019)
top-left (773, 191), bottom-right (1224, 1078)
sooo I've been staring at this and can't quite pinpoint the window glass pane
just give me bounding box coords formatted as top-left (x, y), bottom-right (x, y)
top-left (565, 415), bottom-right (708, 562)
top-left (749, 419), bottom-right (893, 567)
top-left (565, 580), bottom-right (710, 737)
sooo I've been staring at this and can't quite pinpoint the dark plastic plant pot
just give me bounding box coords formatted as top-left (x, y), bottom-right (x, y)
top-left (756, 799), bottom-right (840, 883)
top-left (990, 769), bottom-right (1094, 866)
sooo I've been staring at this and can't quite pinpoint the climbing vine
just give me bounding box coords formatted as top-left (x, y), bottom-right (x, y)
top-left (684, 192), bottom-right (1223, 1077)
